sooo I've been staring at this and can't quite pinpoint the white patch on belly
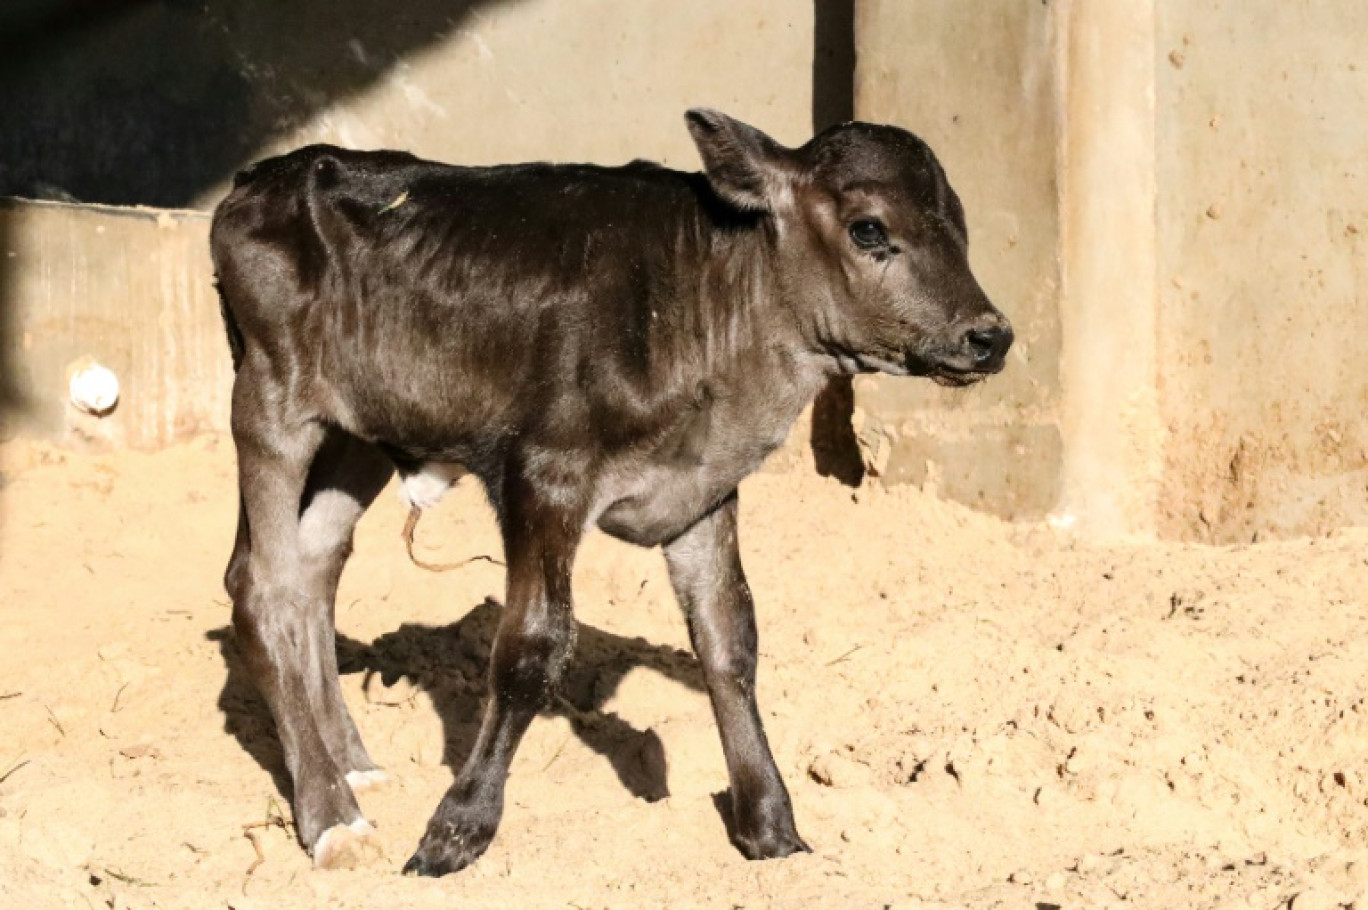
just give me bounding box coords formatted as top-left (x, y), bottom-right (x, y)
top-left (398, 462), bottom-right (466, 510)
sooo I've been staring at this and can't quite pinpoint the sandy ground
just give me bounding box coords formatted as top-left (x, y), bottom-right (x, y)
top-left (1, 436), bottom-right (1367, 910)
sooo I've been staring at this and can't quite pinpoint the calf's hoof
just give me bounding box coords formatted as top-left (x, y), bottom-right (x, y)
top-left (402, 803), bottom-right (499, 878)
top-left (729, 790), bottom-right (811, 860)
top-left (734, 824), bottom-right (812, 861)
top-left (313, 818), bottom-right (384, 870)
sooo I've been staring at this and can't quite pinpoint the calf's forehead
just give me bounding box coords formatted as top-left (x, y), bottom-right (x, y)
top-left (805, 123), bottom-right (945, 202)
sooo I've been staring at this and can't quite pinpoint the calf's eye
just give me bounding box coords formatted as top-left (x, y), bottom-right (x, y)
top-left (848, 219), bottom-right (888, 251)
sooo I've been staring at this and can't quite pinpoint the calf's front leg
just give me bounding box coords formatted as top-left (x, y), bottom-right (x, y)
top-left (403, 473), bottom-right (583, 877)
top-left (665, 492), bottom-right (810, 859)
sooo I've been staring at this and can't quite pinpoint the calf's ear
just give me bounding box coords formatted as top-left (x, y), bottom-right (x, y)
top-left (685, 109), bottom-right (794, 213)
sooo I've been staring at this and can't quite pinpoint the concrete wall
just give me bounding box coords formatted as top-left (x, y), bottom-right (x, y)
top-left (1153, 2), bottom-right (1368, 542)
top-left (0, 201), bottom-right (226, 449)
top-left (851, 0), bottom-right (1064, 518)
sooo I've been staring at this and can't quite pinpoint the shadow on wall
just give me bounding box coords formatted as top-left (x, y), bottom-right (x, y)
top-left (809, 0), bottom-right (864, 487)
top-left (0, 0), bottom-right (516, 207)
top-left (0, 213), bottom-right (23, 458)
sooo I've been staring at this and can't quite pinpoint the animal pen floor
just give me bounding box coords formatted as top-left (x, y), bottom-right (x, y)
top-left (2, 437), bottom-right (1367, 910)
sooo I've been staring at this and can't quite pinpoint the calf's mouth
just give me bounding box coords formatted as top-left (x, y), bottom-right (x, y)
top-left (928, 368), bottom-right (993, 388)
top-left (904, 348), bottom-right (1005, 387)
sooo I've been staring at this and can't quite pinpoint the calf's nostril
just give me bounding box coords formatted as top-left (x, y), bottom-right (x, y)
top-left (965, 326), bottom-right (1007, 363)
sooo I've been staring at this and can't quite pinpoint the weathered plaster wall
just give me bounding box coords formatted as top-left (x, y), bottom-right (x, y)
top-left (1154, 2), bottom-right (1368, 542)
top-left (0, 201), bottom-right (226, 449)
top-left (852, 0), bottom-right (1063, 518)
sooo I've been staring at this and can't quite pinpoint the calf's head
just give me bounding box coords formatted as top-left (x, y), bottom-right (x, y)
top-left (687, 109), bottom-right (1012, 386)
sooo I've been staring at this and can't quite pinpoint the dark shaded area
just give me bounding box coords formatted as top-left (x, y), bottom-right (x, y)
top-left (809, 0), bottom-right (864, 487)
top-left (810, 372), bottom-right (865, 486)
top-left (710, 789), bottom-right (742, 849)
top-left (0, 213), bottom-right (23, 431)
top-left (0, 0), bottom-right (508, 207)
top-left (209, 597), bottom-right (704, 807)
top-left (0, 208), bottom-right (29, 548)
top-left (812, 0), bottom-right (855, 131)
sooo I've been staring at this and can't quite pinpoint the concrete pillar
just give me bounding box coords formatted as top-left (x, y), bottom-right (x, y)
top-left (1055, 1), bottom-right (1162, 538)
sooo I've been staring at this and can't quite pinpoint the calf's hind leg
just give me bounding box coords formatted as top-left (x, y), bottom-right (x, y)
top-left (664, 492), bottom-right (809, 859)
top-left (404, 472), bottom-right (583, 877)
top-left (227, 382), bottom-right (386, 869)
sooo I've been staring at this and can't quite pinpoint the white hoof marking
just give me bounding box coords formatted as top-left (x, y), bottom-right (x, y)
top-left (313, 818), bottom-right (381, 871)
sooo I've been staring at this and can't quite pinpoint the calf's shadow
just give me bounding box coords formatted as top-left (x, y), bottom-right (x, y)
top-left (208, 596), bottom-right (707, 810)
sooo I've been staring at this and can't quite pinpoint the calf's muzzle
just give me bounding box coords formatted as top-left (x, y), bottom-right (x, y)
top-left (961, 319), bottom-right (1013, 372)
top-left (921, 310), bottom-right (1013, 386)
